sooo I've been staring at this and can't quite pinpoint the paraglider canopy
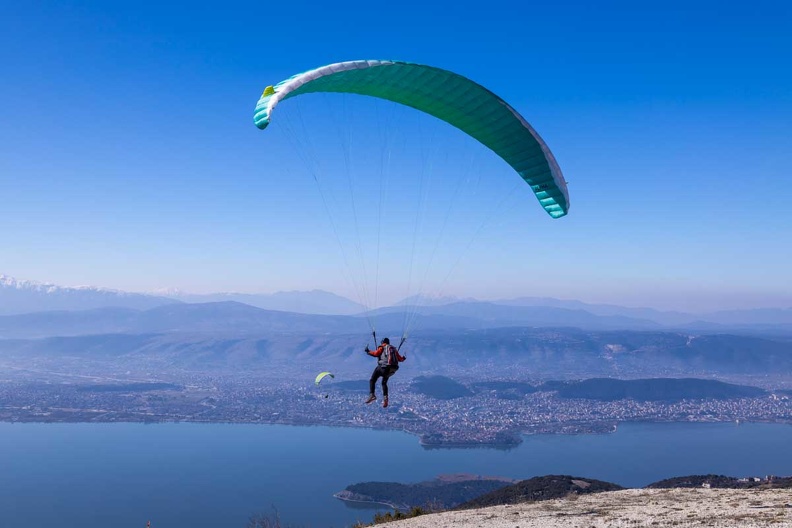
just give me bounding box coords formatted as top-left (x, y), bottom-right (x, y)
top-left (254, 60), bottom-right (569, 218)
top-left (315, 371), bottom-right (335, 385)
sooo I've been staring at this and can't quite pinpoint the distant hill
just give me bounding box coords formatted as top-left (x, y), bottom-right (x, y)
top-left (3, 274), bottom-right (791, 334)
top-left (412, 328), bottom-right (792, 377)
top-left (497, 296), bottom-right (698, 326)
top-left (0, 275), bottom-right (177, 315)
top-left (336, 474), bottom-right (515, 510)
top-left (456, 475), bottom-right (624, 509)
top-left (411, 376), bottom-right (474, 399)
top-left (371, 301), bottom-right (664, 331)
top-left (0, 331), bottom-right (377, 373)
top-left (544, 378), bottom-right (768, 401)
top-left (169, 289), bottom-right (366, 315)
top-left (0, 275), bottom-right (368, 317)
top-left (0, 302), bottom-right (479, 339)
top-left (0, 302), bottom-right (367, 338)
top-left (702, 308), bottom-right (792, 326)
top-left (394, 296), bottom-right (792, 331)
top-left (2, 322), bottom-right (792, 378)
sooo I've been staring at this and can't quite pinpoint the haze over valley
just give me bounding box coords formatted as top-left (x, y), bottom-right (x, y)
top-left (2, 274), bottom-right (791, 447)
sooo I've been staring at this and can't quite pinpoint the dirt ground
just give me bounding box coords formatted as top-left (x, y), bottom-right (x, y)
top-left (386, 488), bottom-right (792, 528)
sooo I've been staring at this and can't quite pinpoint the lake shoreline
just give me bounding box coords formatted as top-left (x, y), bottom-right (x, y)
top-left (333, 490), bottom-right (406, 511)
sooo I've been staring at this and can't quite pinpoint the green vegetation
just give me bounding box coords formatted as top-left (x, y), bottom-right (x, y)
top-left (455, 475), bottom-right (624, 509)
top-left (342, 477), bottom-right (512, 510)
top-left (410, 376), bottom-right (474, 400)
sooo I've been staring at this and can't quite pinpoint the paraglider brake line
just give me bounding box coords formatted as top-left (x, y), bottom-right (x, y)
top-left (398, 336), bottom-right (406, 352)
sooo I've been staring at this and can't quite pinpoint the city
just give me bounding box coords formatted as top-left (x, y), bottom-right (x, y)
top-left (1, 372), bottom-right (790, 447)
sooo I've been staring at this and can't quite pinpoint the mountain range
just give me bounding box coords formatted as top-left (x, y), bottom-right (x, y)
top-left (164, 289), bottom-right (366, 315)
top-left (2, 309), bottom-right (791, 378)
top-left (0, 275), bottom-right (365, 316)
top-left (0, 275), bottom-right (176, 314)
top-left (2, 274), bottom-right (791, 333)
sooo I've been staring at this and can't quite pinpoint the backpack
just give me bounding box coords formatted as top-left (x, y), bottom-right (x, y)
top-left (381, 344), bottom-right (399, 368)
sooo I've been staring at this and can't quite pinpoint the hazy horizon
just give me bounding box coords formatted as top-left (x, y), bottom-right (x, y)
top-left (2, 271), bottom-right (791, 313)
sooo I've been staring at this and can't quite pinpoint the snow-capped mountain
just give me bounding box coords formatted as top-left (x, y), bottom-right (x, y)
top-left (0, 275), bottom-right (365, 316)
top-left (0, 275), bottom-right (178, 315)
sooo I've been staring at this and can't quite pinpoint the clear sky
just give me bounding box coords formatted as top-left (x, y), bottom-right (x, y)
top-left (1, 0), bottom-right (790, 312)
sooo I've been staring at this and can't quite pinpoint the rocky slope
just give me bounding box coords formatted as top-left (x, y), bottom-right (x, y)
top-left (383, 488), bottom-right (792, 527)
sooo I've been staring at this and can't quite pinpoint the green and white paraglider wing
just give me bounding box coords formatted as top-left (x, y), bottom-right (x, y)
top-left (254, 60), bottom-right (569, 218)
top-left (315, 371), bottom-right (335, 385)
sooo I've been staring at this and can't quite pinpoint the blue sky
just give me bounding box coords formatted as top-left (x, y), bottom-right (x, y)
top-left (1, 0), bottom-right (790, 311)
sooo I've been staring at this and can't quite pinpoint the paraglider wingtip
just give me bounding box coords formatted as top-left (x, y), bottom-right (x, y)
top-left (253, 109), bottom-right (270, 130)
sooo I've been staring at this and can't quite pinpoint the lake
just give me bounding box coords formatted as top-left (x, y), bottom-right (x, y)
top-left (2, 421), bottom-right (791, 528)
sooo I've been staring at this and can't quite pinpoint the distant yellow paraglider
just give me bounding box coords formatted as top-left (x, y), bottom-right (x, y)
top-left (315, 371), bottom-right (335, 398)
